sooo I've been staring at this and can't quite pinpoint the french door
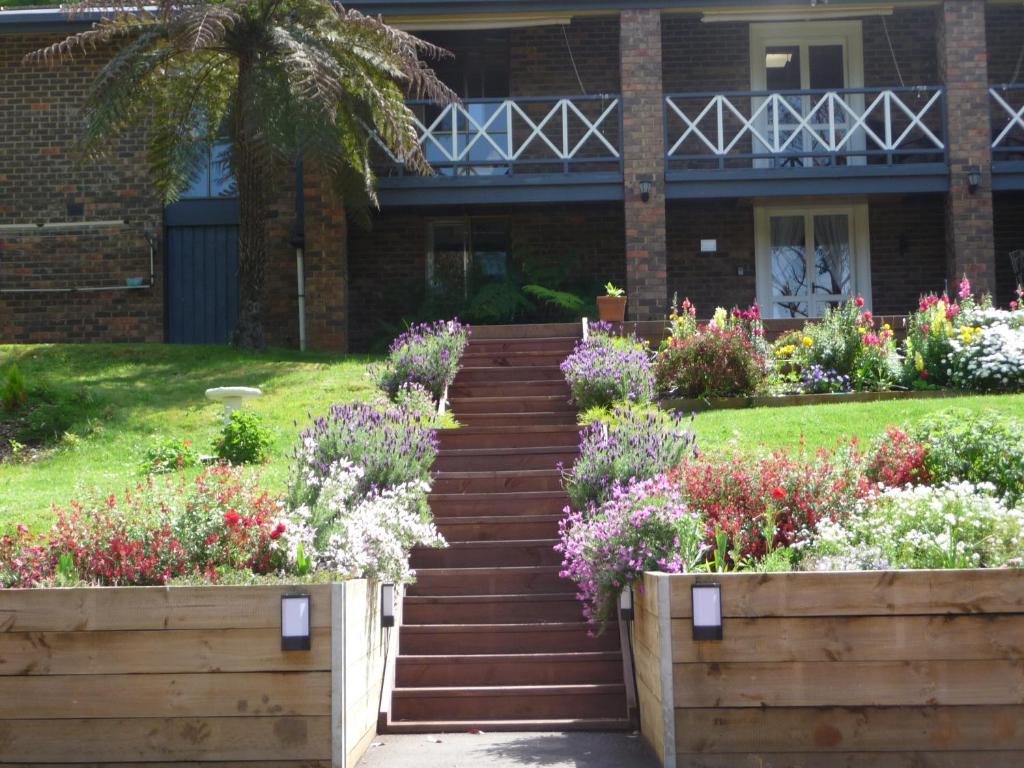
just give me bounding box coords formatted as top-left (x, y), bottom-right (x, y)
top-left (754, 204), bottom-right (872, 319)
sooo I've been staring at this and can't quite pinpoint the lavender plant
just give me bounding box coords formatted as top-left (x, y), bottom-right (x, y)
top-left (374, 319), bottom-right (470, 403)
top-left (800, 365), bottom-right (852, 394)
top-left (560, 329), bottom-right (655, 410)
top-left (563, 403), bottom-right (698, 510)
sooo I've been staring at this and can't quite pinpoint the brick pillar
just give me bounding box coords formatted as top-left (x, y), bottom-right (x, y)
top-left (620, 9), bottom-right (668, 320)
top-left (938, 0), bottom-right (996, 294)
top-left (303, 173), bottom-right (348, 352)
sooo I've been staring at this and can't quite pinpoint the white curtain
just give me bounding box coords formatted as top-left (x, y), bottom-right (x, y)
top-left (813, 214), bottom-right (852, 299)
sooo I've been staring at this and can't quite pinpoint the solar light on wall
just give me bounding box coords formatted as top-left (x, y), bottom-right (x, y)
top-left (619, 584), bottom-right (634, 622)
top-left (691, 582), bottom-right (723, 641)
top-left (381, 582), bottom-right (396, 628)
top-left (281, 593), bottom-right (311, 651)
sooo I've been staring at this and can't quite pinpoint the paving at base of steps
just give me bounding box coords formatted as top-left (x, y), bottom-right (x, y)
top-left (356, 731), bottom-right (659, 768)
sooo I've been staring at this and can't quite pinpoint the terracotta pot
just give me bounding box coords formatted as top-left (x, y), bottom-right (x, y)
top-left (596, 295), bottom-right (627, 323)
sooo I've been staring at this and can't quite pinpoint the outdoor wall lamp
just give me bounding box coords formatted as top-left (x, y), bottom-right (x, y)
top-left (638, 175), bottom-right (654, 202)
top-left (619, 584), bottom-right (634, 622)
top-left (692, 582), bottom-right (723, 641)
top-left (281, 593), bottom-right (312, 651)
top-left (381, 582), bottom-right (396, 628)
top-left (967, 164), bottom-right (982, 193)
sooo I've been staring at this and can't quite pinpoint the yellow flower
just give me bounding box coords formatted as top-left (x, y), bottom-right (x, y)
top-left (712, 307), bottom-right (728, 330)
top-left (883, 323), bottom-right (892, 332)
top-left (914, 352), bottom-right (925, 372)
top-left (858, 326), bottom-right (866, 335)
top-left (775, 344), bottom-right (796, 357)
top-left (802, 336), bottom-right (814, 348)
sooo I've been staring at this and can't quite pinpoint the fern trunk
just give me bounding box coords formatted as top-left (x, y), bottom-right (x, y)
top-left (232, 53), bottom-right (268, 350)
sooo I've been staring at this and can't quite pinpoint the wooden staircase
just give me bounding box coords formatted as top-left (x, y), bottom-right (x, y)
top-left (382, 324), bottom-right (632, 733)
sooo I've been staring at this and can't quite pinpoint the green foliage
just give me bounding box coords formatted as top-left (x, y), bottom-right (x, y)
top-left (1, 365), bottom-right (28, 412)
top-left (140, 436), bottom-right (201, 475)
top-left (911, 410), bottom-right (1024, 505)
top-left (604, 282), bottom-right (625, 298)
top-left (214, 411), bottom-right (273, 465)
top-left (53, 552), bottom-right (80, 587)
top-left (521, 284), bottom-right (586, 315)
top-left (801, 301), bottom-right (863, 376)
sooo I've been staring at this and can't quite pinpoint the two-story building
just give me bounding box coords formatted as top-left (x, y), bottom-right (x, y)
top-left (2, 0), bottom-right (1023, 350)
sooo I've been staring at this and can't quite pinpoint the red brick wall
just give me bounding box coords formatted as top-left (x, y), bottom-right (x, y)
top-left (662, 16), bottom-right (748, 93)
top-left (986, 4), bottom-right (1024, 84)
top-left (869, 195), bottom-right (948, 313)
top-left (510, 16), bottom-right (619, 96)
top-left (994, 192), bottom-right (1024, 305)
top-left (1, 33), bottom-right (164, 343)
top-left (863, 9), bottom-right (939, 87)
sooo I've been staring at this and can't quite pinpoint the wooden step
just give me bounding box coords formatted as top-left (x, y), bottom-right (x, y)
top-left (410, 539), bottom-right (560, 569)
top-left (455, 366), bottom-right (564, 383)
top-left (461, 351), bottom-right (568, 368)
top-left (400, 622), bottom-right (618, 655)
top-left (432, 469), bottom-right (563, 494)
top-left (450, 395), bottom-right (575, 415)
top-left (434, 514), bottom-right (562, 542)
top-left (408, 566), bottom-right (572, 596)
top-left (403, 594), bottom-right (584, 625)
top-left (466, 337), bottom-right (579, 355)
top-left (449, 380), bottom-right (571, 399)
top-left (380, 716), bottom-right (633, 734)
top-left (433, 446), bottom-right (577, 472)
top-left (391, 684), bottom-right (627, 721)
top-left (467, 323), bottom-right (582, 340)
top-left (395, 652), bottom-right (623, 687)
top-left (429, 491), bottom-right (568, 518)
top-left (437, 426), bottom-right (581, 450)
top-left (456, 411), bottom-right (579, 427)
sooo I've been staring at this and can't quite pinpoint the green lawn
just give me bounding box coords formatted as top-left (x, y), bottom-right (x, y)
top-left (0, 344), bottom-right (380, 532)
top-left (691, 393), bottom-right (1024, 454)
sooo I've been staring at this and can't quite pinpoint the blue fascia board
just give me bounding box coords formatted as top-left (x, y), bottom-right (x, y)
top-left (993, 161), bottom-right (1024, 192)
top-left (376, 171), bottom-right (623, 207)
top-left (665, 164), bottom-right (950, 198)
top-left (164, 198), bottom-right (240, 227)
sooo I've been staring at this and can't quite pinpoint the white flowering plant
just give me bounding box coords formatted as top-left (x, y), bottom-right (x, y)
top-left (946, 306), bottom-right (1024, 392)
top-left (800, 482), bottom-right (1024, 571)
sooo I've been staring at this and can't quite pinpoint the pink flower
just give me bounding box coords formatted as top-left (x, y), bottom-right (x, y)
top-left (1012, 301), bottom-right (1019, 310)
top-left (862, 311), bottom-right (874, 326)
top-left (855, 296), bottom-right (865, 308)
top-left (958, 276), bottom-right (971, 299)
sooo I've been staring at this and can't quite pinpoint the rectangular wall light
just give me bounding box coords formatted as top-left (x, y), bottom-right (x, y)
top-left (619, 584), bottom-right (634, 622)
top-left (692, 583), bottom-right (723, 641)
top-left (281, 593), bottom-right (312, 651)
top-left (381, 583), bottom-right (396, 628)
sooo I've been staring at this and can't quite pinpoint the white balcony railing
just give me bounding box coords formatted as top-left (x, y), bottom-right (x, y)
top-left (991, 85), bottom-right (1024, 159)
top-left (378, 96), bottom-right (622, 176)
top-left (665, 87), bottom-right (947, 171)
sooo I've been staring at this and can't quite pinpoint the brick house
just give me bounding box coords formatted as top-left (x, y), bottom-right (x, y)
top-left (2, 1), bottom-right (1023, 351)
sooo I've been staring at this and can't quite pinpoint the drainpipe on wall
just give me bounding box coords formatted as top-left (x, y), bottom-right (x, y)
top-left (290, 155), bottom-right (307, 352)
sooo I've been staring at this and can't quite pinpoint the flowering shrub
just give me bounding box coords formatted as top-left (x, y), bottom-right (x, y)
top-left (0, 524), bottom-right (52, 588)
top-left (139, 436), bottom-right (200, 474)
top-left (680, 443), bottom-right (869, 563)
top-left (563, 403), bottom-right (698, 510)
top-left (656, 325), bottom-right (767, 398)
top-left (561, 329), bottom-right (655, 410)
top-left (801, 482), bottom-right (1024, 571)
top-left (374, 319), bottom-right (470, 403)
top-left (800, 365), bottom-right (852, 394)
top-left (911, 411), bottom-right (1024, 505)
top-left (557, 474), bottom-right (705, 628)
top-left (289, 400), bottom-right (437, 509)
top-left (285, 460), bottom-right (444, 584)
top-left (946, 307), bottom-right (1024, 392)
top-left (865, 427), bottom-right (932, 488)
top-left (800, 300), bottom-right (865, 376)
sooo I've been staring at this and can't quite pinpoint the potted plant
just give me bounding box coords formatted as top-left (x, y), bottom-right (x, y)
top-left (597, 282), bottom-right (627, 322)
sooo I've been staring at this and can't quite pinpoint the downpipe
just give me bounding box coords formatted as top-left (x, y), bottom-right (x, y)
top-left (291, 155), bottom-right (307, 352)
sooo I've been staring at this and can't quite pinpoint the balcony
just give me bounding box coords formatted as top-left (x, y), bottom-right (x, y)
top-left (663, 86), bottom-right (949, 198)
top-left (375, 95), bottom-right (623, 206)
top-left (991, 85), bottom-right (1024, 190)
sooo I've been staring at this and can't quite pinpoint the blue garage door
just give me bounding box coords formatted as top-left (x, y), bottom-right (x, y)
top-left (166, 223), bottom-right (239, 344)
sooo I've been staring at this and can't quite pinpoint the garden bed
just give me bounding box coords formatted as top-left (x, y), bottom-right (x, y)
top-left (661, 388), bottom-right (958, 413)
top-left (0, 580), bottom-right (393, 767)
top-left (635, 569), bottom-right (1024, 768)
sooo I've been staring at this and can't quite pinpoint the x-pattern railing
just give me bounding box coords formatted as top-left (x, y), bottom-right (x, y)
top-left (991, 85), bottom-right (1024, 156)
top-left (378, 96), bottom-right (622, 174)
top-left (665, 87), bottom-right (946, 167)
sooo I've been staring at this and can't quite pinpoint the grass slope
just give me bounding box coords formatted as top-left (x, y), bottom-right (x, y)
top-left (0, 344), bottom-right (380, 532)
top-left (691, 393), bottom-right (1024, 454)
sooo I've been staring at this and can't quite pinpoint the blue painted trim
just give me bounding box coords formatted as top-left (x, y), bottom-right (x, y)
top-left (377, 171), bottom-right (623, 207)
top-left (665, 164), bottom-right (950, 198)
top-left (993, 161), bottom-right (1024, 192)
top-left (164, 198), bottom-right (239, 227)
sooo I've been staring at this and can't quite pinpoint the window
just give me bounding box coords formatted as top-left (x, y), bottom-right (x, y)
top-left (181, 141), bottom-right (237, 199)
top-left (427, 218), bottom-right (509, 297)
top-left (750, 21), bottom-right (864, 167)
top-left (754, 203), bottom-right (871, 319)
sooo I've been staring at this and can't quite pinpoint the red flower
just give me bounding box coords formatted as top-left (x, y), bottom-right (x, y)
top-left (269, 523), bottom-right (286, 541)
top-left (855, 296), bottom-right (865, 308)
top-left (223, 510), bottom-right (242, 527)
top-left (770, 486), bottom-right (787, 501)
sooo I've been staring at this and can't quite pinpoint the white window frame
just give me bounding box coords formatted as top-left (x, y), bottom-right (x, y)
top-left (750, 21), bottom-right (866, 167)
top-left (754, 202), bottom-right (872, 319)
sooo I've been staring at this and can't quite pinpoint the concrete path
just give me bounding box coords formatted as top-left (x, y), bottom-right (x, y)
top-left (356, 731), bottom-right (658, 768)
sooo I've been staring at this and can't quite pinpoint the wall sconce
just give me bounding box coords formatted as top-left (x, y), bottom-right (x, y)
top-left (619, 584), bottom-right (634, 622)
top-left (638, 175), bottom-right (654, 202)
top-left (381, 582), bottom-right (396, 628)
top-left (281, 593), bottom-right (311, 651)
top-left (966, 164), bottom-right (982, 193)
top-left (691, 582), bottom-right (723, 641)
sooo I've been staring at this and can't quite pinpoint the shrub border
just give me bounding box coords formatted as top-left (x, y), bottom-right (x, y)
top-left (659, 388), bottom-right (960, 413)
